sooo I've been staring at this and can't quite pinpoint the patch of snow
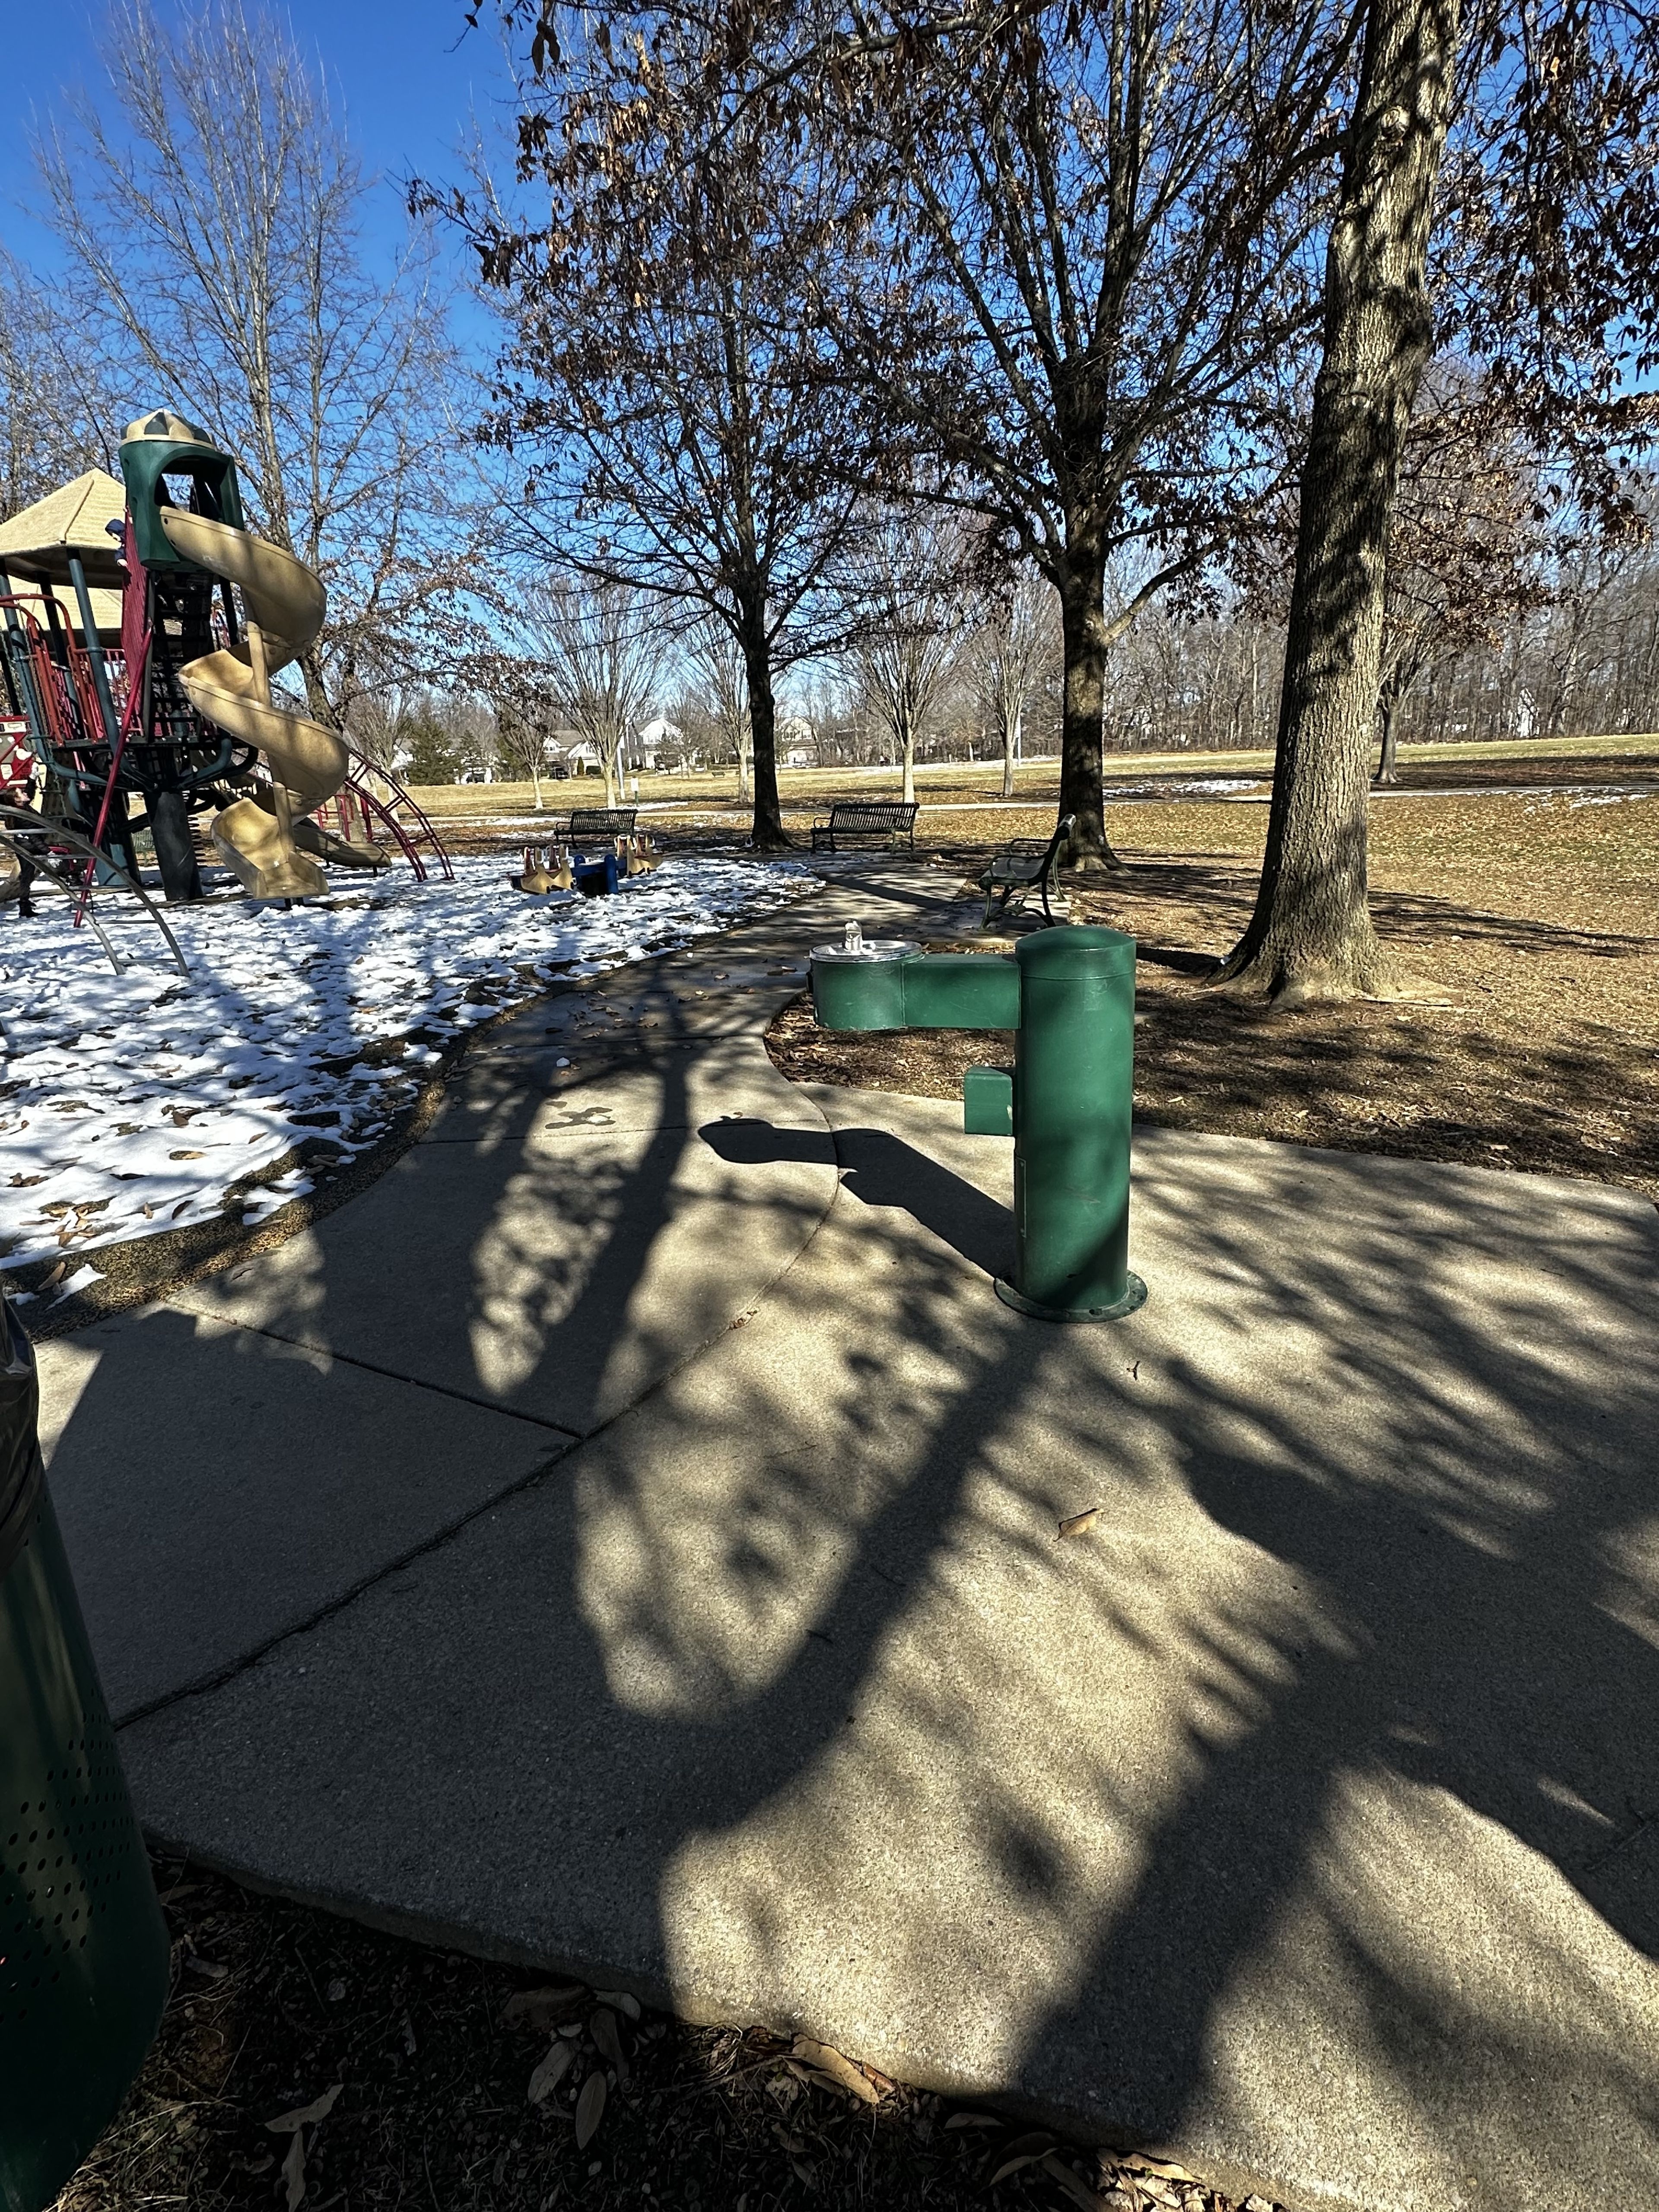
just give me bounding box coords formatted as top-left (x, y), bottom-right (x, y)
top-left (1103, 778), bottom-right (1260, 802)
top-left (0, 855), bottom-right (809, 1268)
top-left (1567, 789), bottom-right (1643, 809)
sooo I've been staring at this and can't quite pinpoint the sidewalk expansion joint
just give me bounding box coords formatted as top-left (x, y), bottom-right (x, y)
top-left (114, 875), bottom-right (966, 1735)
top-left (156, 1301), bottom-right (586, 1439)
top-left (125, 1099), bottom-right (849, 1736)
top-left (111, 1424), bottom-right (581, 1732)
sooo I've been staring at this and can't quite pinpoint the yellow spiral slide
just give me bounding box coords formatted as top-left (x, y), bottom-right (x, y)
top-left (157, 510), bottom-right (385, 897)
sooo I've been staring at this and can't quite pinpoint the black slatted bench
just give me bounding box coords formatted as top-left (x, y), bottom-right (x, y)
top-left (810, 800), bottom-right (919, 852)
top-left (563, 807), bottom-right (638, 843)
top-left (977, 813), bottom-right (1074, 928)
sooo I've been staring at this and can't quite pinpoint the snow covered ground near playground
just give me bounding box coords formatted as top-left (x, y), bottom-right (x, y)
top-left (0, 854), bottom-right (811, 1274)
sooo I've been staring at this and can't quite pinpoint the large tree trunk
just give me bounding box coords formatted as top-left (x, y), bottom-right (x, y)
top-left (740, 615), bottom-right (789, 850)
top-left (1056, 544), bottom-right (1123, 871)
top-left (1002, 703), bottom-right (1019, 799)
top-left (1218, 0), bottom-right (1459, 1001)
top-left (900, 709), bottom-right (916, 805)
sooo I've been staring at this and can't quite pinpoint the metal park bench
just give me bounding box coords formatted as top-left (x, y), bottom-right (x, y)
top-left (810, 799), bottom-right (920, 852)
top-left (563, 807), bottom-right (638, 843)
top-left (977, 812), bottom-right (1075, 929)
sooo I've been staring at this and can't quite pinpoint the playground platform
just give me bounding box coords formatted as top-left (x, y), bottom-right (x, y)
top-left (35, 861), bottom-right (1659, 2212)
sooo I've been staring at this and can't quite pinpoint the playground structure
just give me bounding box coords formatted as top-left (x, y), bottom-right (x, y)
top-left (0, 413), bottom-right (454, 907)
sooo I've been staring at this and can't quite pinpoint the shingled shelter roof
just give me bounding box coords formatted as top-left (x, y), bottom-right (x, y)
top-left (0, 468), bottom-right (126, 634)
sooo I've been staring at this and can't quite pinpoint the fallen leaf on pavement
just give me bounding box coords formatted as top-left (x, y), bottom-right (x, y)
top-left (502, 1984), bottom-right (589, 2032)
top-left (1126, 2155), bottom-right (1198, 2184)
top-left (266, 2085), bottom-right (342, 2133)
top-left (792, 2036), bottom-right (881, 2104)
top-left (1058, 1508), bottom-right (1101, 1538)
top-left (594, 1987), bottom-right (642, 2021)
top-left (574, 2070), bottom-right (607, 2150)
top-left (804, 2066), bottom-right (860, 2099)
top-left (945, 2112), bottom-right (1002, 2131)
top-left (527, 2041), bottom-right (575, 2105)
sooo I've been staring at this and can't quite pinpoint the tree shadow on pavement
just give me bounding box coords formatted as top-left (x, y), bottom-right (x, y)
top-left (38, 884), bottom-right (1659, 2209)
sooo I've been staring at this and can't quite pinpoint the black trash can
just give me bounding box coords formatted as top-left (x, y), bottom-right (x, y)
top-left (0, 1292), bottom-right (170, 2211)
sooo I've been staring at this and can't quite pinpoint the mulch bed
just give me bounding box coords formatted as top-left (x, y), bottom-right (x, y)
top-left (59, 1859), bottom-right (1275, 2212)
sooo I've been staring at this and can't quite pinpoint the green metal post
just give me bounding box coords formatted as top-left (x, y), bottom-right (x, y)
top-left (65, 555), bottom-right (121, 752)
top-left (1000, 927), bottom-right (1144, 1321)
top-left (66, 555), bottom-right (139, 887)
top-left (0, 1307), bottom-right (171, 2212)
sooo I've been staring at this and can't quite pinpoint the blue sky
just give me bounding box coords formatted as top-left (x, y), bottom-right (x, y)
top-left (1, 0), bottom-right (510, 320)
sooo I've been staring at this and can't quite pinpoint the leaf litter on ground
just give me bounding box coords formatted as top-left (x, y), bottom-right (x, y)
top-left (60, 1853), bottom-right (1295, 2212)
top-left (792, 2033), bottom-right (884, 2103)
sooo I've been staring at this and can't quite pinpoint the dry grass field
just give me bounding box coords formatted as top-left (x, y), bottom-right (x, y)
top-left (405, 727), bottom-right (1659, 836)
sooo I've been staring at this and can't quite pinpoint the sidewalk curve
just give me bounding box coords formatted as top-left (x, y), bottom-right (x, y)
top-left (37, 862), bottom-right (1659, 2212)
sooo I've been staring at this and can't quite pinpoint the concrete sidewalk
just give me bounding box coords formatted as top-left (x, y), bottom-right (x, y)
top-left (36, 861), bottom-right (1659, 2212)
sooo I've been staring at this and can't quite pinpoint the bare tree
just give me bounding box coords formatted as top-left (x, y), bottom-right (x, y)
top-left (461, 648), bottom-right (559, 805)
top-left (0, 249), bottom-right (122, 515)
top-left (967, 570), bottom-right (1058, 798)
top-left (527, 574), bottom-right (665, 809)
top-left (30, 0), bottom-right (485, 724)
top-left (494, 697), bottom-right (557, 807)
top-left (797, 0), bottom-right (1367, 870)
top-left (1372, 375), bottom-right (1553, 781)
top-left (1233, 359), bottom-right (1557, 784)
top-left (841, 509), bottom-right (971, 805)
top-left (1218, 0), bottom-right (1459, 1000)
top-left (686, 622), bottom-right (753, 802)
top-left (450, 9), bottom-right (882, 850)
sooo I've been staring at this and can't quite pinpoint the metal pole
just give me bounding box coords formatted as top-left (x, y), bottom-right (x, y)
top-left (1000, 927), bottom-right (1145, 1321)
top-left (66, 556), bottom-right (139, 884)
top-left (67, 555), bottom-right (121, 748)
